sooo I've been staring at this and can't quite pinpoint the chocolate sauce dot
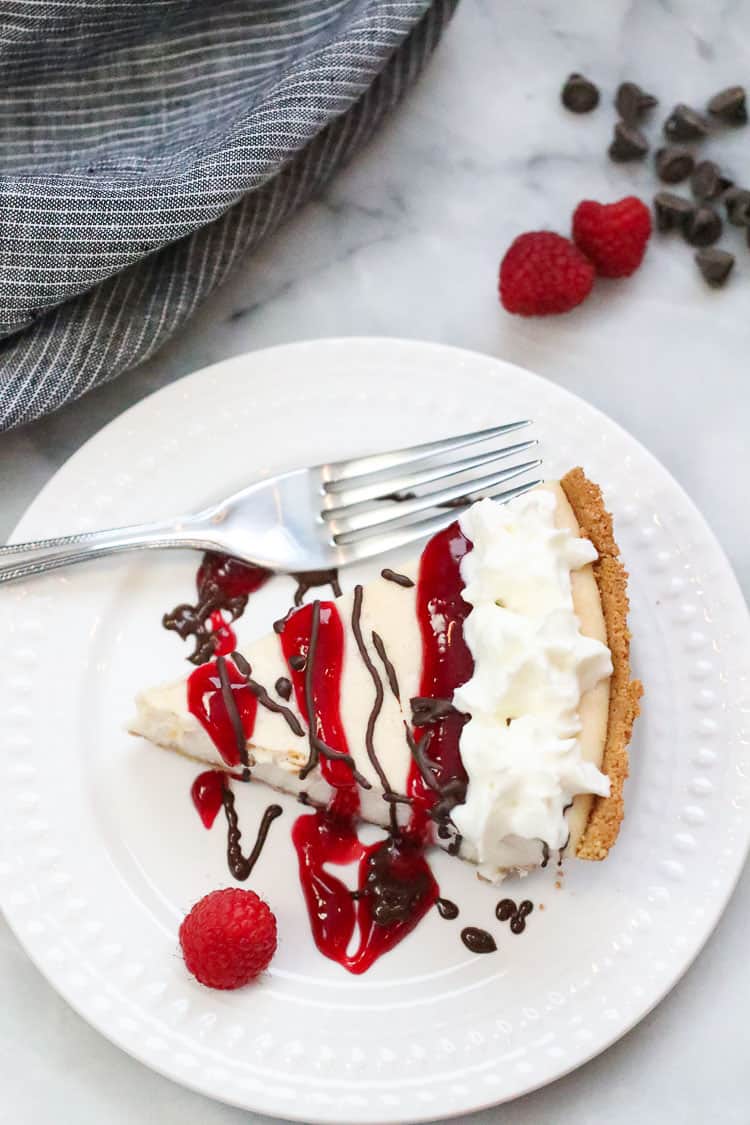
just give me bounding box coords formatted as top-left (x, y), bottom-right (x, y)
top-left (275, 676), bottom-right (292, 701)
top-left (436, 897), bottom-right (459, 920)
top-left (461, 926), bottom-right (497, 954)
top-left (510, 900), bottom-right (534, 935)
top-left (496, 898), bottom-right (516, 922)
top-left (289, 654), bottom-right (306, 672)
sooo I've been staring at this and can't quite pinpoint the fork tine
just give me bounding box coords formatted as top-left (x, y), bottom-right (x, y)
top-left (322, 439), bottom-right (537, 508)
top-left (335, 479), bottom-right (543, 564)
top-left (322, 421), bottom-right (532, 485)
top-left (329, 459), bottom-right (542, 540)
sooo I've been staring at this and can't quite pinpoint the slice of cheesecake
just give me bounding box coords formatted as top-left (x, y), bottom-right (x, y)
top-left (129, 469), bottom-right (641, 880)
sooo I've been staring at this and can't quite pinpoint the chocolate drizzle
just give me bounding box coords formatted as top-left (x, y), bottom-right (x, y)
top-left (380, 568), bottom-right (414, 588)
top-left (429, 778), bottom-right (467, 827)
top-left (436, 897), bottom-right (459, 920)
top-left (558, 803), bottom-right (573, 865)
top-left (273, 570), bottom-right (343, 636)
top-left (291, 568), bottom-right (342, 606)
top-left (297, 790), bottom-right (326, 810)
top-left (407, 728), bottom-right (440, 793)
top-left (351, 586), bottom-right (418, 832)
top-left (410, 696), bottom-right (460, 726)
top-left (380, 490), bottom-right (417, 502)
top-left (216, 655), bottom-right (252, 779)
top-left (460, 927), bottom-right (497, 954)
top-left (406, 724), bottom-right (465, 848)
top-left (232, 651), bottom-right (303, 737)
top-left (289, 654), bottom-right (306, 671)
top-left (437, 496), bottom-right (470, 509)
top-left (273, 607), bottom-right (294, 635)
top-left (372, 631), bottom-right (400, 701)
top-left (297, 600), bottom-right (372, 788)
top-left (162, 600), bottom-right (223, 665)
top-left (162, 552), bottom-right (269, 664)
top-left (222, 789), bottom-right (283, 881)
top-left (350, 586), bottom-right (389, 791)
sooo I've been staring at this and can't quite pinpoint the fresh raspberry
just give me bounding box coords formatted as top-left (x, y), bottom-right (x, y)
top-left (179, 888), bottom-right (277, 989)
top-left (572, 196), bottom-right (651, 278)
top-left (498, 231), bottom-right (595, 316)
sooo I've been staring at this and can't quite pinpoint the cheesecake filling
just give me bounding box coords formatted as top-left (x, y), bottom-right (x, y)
top-left (451, 491), bottom-right (613, 874)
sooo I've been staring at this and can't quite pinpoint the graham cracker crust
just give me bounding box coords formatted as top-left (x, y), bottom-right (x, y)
top-left (561, 468), bottom-right (643, 861)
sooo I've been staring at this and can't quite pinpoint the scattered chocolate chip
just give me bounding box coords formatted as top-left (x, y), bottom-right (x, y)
top-left (683, 204), bottom-right (722, 247)
top-left (690, 160), bottom-right (732, 201)
top-left (615, 81), bottom-right (658, 122)
top-left (707, 85), bottom-right (747, 125)
top-left (561, 73), bottom-right (600, 113)
top-left (663, 103), bottom-right (710, 142)
top-left (608, 120), bottom-right (649, 162)
top-left (653, 191), bottom-right (695, 232)
top-left (724, 186), bottom-right (750, 226)
top-left (695, 248), bottom-right (734, 287)
top-left (655, 145), bottom-right (694, 184)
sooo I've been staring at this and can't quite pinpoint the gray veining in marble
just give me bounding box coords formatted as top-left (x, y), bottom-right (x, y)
top-left (2, 0), bottom-right (749, 1122)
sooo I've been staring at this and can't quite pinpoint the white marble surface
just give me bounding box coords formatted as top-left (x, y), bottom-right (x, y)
top-left (2, 0), bottom-right (749, 1121)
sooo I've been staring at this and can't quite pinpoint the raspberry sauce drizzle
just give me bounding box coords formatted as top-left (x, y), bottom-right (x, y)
top-left (283, 600), bottom-right (438, 974)
top-left (408, 520), bottom-right (473, 842)
top-left (187, 657), bottom-right (257, 769)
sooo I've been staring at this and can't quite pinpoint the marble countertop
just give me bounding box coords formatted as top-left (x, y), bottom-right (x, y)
top-left (2, 1), bottom-right (749, 1122)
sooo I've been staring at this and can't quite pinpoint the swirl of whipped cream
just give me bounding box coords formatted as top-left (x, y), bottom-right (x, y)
top-left (451, 490), bottom-right (613, 876)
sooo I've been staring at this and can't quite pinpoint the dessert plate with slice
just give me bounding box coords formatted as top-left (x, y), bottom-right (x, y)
top-left (1, 338), bottom-right (748, 1123)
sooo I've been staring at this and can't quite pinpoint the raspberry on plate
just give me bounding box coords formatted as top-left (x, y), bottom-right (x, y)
top-left (572, 196), bottom-right (651, 278)
top-left (498, 231), bottom-right (595, 316)
top-left (179, 888), bottom-right (277, 989)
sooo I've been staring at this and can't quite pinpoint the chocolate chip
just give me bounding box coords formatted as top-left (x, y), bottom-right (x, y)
top-left (695, 248), bottom-right (734, 287)
top-left (655, 146), bottom-right (694, 184)
top-left (724, 187), bottom-right (750, 226)
top-left (683, 204), bottom-right (722, 247)
top-left (653, 191), bottom-right (695, 232)
top-left (707, 86), bottom-right (747, 125)
top-left (663, 103), bottom-right (710, 141)
top-left (690, 160), bottom-right (732, 201)
top-left (608, 120), bottom-right (649, 162)
top-left (561, 73), bottom-right (599, 113)
top-left (615, 81), bottom-right (658, 122)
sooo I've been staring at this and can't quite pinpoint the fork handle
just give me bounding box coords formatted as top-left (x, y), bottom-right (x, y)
top-left (0, 517), bottom-right (218, 586)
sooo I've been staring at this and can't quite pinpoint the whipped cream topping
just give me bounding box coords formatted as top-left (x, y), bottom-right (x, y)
top-left (451, 490), bottom-right (613, 874)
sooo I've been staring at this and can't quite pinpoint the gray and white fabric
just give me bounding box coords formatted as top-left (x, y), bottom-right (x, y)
top-left (0, 0), bottom-right (457, 431)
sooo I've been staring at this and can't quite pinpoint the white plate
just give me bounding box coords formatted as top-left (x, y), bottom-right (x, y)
top-left (1, 338), bottom-right (748, 1124)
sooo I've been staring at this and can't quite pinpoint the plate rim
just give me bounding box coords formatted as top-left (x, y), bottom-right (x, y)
top-left (2, 335), bottom-right (749, 1124)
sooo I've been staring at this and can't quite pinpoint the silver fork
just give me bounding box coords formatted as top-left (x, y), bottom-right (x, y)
top-left (0, 421), bottom-right (542, 585)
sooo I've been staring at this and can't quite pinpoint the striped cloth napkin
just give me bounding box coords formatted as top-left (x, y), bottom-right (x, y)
top-left (0, 0), bottom-right (456, 432)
